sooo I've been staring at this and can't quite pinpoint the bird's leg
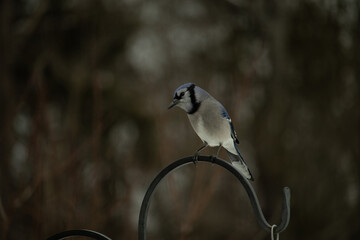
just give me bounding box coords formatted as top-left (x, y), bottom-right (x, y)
top-left (193, 142), bottom-right (208, 165)
top-left (211, 144), bottom-right (222, 163)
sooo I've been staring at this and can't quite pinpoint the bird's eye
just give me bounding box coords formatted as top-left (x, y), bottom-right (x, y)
top-left (180, 92), bottom-right (185, 97)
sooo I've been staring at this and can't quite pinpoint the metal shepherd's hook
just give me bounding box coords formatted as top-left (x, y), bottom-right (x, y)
top-left (47, 155), bottom-right (290, 240)
top-left (138, 156), bottom-right (291, 240)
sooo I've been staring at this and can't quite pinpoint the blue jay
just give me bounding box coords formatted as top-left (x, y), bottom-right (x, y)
top-left (168, 83), bottom-right (254, 181)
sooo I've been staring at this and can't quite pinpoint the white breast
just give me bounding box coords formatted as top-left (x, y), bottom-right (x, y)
top-left (187, 99), bottom-right (232, 147)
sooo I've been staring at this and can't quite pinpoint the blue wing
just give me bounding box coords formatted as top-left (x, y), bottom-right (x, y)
top-left (221, 106), bottom-right (248, 162)
top-left (220, 106), bottom-right (240, 144)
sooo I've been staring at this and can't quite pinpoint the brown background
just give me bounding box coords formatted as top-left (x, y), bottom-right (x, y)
top-left (0, 0), bottom-right (359, 239)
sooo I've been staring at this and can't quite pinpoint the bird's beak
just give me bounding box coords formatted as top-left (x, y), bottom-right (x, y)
top-left (168, 99), bottom-right (179, 109)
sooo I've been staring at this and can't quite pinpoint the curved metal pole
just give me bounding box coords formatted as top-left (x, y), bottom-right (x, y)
top-left (138, 156), bottom-right (291, 240)
top-left (46, 229), bottom-right (112, 240)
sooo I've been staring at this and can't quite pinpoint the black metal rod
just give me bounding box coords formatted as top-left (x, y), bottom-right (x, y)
top-left (138, 156), bottom-right (291, 240)
top-left (46, 229), bottom-right (112, 240)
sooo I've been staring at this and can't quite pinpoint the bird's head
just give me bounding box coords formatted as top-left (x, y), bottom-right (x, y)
top-left (168, 83), bottom-right (201, 114)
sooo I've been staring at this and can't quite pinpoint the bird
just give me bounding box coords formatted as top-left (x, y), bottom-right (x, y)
top-left (168, 83), bottom-right (254, 181)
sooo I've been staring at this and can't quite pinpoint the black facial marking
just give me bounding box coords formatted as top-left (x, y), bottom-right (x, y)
top-left (187, 84), bottom-right (201, 114)
top-left (174, 91), bottom-right (185, 100)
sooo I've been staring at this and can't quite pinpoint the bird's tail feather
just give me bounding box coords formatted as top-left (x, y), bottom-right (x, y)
top-left (226, 150), bottom-right (254, 181)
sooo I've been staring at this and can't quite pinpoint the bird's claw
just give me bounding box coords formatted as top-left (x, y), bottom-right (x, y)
top-left (192, 154), bottom-right (199, 166)
top-left (210, 155), bottom-right (216, 163)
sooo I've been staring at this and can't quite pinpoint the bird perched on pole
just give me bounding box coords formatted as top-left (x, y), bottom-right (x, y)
top-left (168, 83), bottom-right (254, 181)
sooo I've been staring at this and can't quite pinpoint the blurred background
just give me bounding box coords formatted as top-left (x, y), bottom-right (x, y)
top-left (0, 0), bottom-right (359, 239)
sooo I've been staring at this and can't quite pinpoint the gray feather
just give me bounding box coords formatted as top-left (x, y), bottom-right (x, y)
top-left (226, 150), bottom-right (254, 181)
